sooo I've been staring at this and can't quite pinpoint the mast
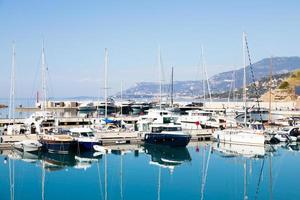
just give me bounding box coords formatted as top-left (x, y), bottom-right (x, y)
top-left (104, 48), bottom-right (108, 119)
top-left (268, 57), bottom-right (273, 123)
top-left (201, 46), bottom-right (206, 102)
top-left (41, 41), bottom-right (47, 111)
top-left (202, 46), bottom-right (212, 102)
top-left (242, 32), bottom-right (247, 126)
top-left (158, 46), bottom-right (162, 110)
top-left (9, 42), bottom-right (16, 124)
top-left (171, 66), bottom-right (174, 107)
top-left (120, 81), bottom-right (123, 117)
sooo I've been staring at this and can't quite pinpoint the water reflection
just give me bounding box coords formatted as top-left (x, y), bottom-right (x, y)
top-left (144, 144), bottom-right (191, 173)
top-left (1, 143), bottom-right (300, 200)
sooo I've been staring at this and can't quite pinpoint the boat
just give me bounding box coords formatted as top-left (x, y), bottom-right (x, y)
top-left (39, 132), bottom-right (75, 154)
top-left (77, 102), bottom-right (97, 112)
top-left (179, 110), bottom-right (212, 130)
top-left (144, 123), bottom-right (191, 147)
top-left (13, 140), bottom-right (42, 152)
top-left (213, 122), bottom-right (265, 146)
top-left (212, 33), bottom-right (266, 146)
top-left (70, 127), bottom-right (101, 151)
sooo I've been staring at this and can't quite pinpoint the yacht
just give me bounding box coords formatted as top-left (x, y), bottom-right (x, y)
top-left (212, 122), bottom-right (265, 146)
top-left (179, 110), bottom-right (212, 129)
top-left (39, 129), bottom-right (75, 154)
top-left (77, 102), bottom-right (97, 112)
top-left (138, 109), bottom-right (191, 147)
top-left (70, 127), bottom-right (101, 151)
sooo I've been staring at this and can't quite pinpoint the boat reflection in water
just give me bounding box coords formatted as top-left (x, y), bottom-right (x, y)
top-left (144, 144), bottom-right (191, 173)
top-left (212, 142), bottom-right (266, 158)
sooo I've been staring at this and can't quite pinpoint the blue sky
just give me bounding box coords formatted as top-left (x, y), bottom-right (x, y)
top-left (0, 0), bottom-right (299, 98)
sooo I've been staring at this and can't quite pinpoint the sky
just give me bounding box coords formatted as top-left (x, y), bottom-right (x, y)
top-left (0, 0), bottom-right (300, 98)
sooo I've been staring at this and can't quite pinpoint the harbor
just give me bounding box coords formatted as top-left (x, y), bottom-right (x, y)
top-left (2, 0), bottom-right (300, 199)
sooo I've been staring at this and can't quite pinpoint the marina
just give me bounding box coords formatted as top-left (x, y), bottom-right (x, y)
top-left (1, 0), bottom-right (300, 199)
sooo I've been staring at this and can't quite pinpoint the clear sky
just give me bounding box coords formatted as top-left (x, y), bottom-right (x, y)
top-left (0, 0), bottom-right (299, 98)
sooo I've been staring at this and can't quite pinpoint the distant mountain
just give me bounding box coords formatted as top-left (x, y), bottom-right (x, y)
top-left (122, 57), bottom-right (300, 97)
top-left (210, 56), bottom-right (300, 93)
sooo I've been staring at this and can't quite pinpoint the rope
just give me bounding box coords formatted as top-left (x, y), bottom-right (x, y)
top-left (244, 35), bottom-right (264, 125)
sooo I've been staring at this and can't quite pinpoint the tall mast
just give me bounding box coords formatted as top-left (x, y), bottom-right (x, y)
top-left (120, 81), bottom-right (123, 117)
top-left (9, 42), bottom-right (16, 123)
top-left (158, 46), bottom-right (162, 110)
top-left (170, 66), bottom-right (174, 107)
top-left (202, 46), bottom-right (212, 102)
top-left (201, 46), bottom-right (206, 102)
top-left (41, 41), bottom-right (47, 111)
top-left (104, 48), bottom-right (108, 119)
top-left (268, 57), bottom-right (273, 123)
top-left (242, 32), bottom-right (247, 126)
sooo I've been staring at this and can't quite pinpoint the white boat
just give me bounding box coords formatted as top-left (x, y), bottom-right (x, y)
top-left (78, 102), bottom-right (97, 112)
top-left (13, 140), bottom-right (42, 152)
top-left (212, 33), bottom-right (266, 146)
top-left (179, 110), bottom-right (212, 130)
top-left (213, 126), bottom-right (265, 146)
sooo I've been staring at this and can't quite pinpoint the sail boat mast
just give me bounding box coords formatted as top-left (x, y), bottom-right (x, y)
top-left (242, 32), bottom-right (247, 126)
top-left (170, 66), bottom-right (174, 107)
top-left (201, 46), bottom-right (206, 102)
top-left (41, 41), bottom-right (47, 111)
top-left (104, 48), bottom-right (108, 119)
top-left (268, 57), bottom-right (273, 123)
top-left (158, 46), bottom-right (162, 110)
top-left (201, 46), bottom-right (212, 102)
top-left (9, 42), bottom-right (16, 123)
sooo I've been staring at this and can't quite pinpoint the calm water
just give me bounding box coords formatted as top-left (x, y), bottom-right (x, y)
top-left (0, 142), bottom-right (299, 200)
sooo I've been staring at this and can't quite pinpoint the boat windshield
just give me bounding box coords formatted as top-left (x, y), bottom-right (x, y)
top-left (251, 124), bottom-right (264, 130)
top-left (81, 132), bottom-right (95, 137)
top-left (151, 126), bottom-right (182, 132)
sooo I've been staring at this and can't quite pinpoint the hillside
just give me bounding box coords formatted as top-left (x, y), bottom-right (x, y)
top-left (121, 56), bottom-right (300, 98)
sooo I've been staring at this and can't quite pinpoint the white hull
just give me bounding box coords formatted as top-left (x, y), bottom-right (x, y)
top-left (14, 140), bottom-right (42, 152)
top-left (212, 129), bottom-right (265, 146)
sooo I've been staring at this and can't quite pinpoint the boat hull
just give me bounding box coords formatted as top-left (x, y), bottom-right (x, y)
top-left (144, 133), bottom-right (191, 147)
top-left (40, 140), bottom-right (75, 154)
top-left (77, 141), bottom-right (102, 151)
top-left (212, 130), bottom-right (265, 146)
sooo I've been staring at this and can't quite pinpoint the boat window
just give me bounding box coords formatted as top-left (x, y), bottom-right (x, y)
top-left (81, 132), bottom-right (89, 137)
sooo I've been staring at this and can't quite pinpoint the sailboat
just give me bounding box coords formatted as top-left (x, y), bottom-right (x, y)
top-left (212, 32), bottom-right (265, 146)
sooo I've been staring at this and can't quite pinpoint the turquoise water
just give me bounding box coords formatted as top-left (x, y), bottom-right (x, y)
top-left (0, 142), bottom-right (299, 200)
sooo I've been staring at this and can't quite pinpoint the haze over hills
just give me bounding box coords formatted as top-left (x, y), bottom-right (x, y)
top-left (121, 57), bottom-right (300, 98)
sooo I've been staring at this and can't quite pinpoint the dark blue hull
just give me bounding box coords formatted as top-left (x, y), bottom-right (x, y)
top-left (77, 141), bottom-right (102, 151)
top-left (40, 140), bottom-right (75, 154)
top-left (144, 133), bottom-right (191, 147)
